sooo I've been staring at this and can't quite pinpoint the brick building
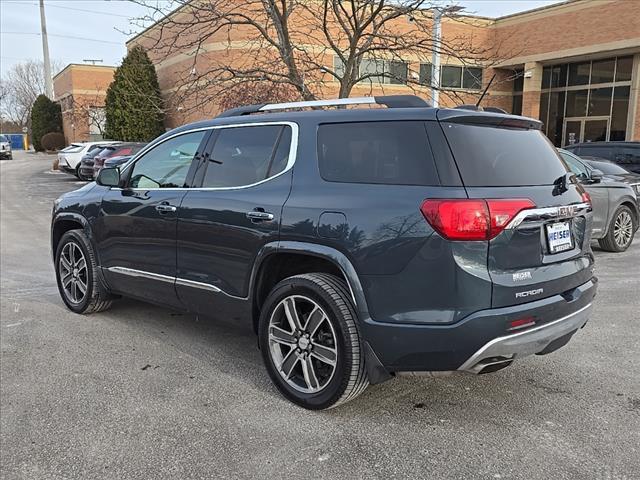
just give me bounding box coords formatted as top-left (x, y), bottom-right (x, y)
top-left (129, 0), bottom-right (639, 146)
top-left (53, 64), bottom-right (116, 143)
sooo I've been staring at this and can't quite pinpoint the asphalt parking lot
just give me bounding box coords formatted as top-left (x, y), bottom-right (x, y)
top-left (1, 150), bottom-right (639, 479)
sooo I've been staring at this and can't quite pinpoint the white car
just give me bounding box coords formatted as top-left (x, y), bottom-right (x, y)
top-left (58, 141), bottom-right (120, 178)
top-left (0, 134), bottom-right (12, 160)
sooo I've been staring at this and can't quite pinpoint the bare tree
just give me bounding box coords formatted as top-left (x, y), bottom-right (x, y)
top-left (0, 60), bottom-right (62, 128)
top-left (128, 0), bottom-right (518, 117)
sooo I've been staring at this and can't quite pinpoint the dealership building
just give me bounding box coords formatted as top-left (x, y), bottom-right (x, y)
top-left (53, 64), bottom-right (116, 143)
top-left (124, 0), bottom-right (639, 146)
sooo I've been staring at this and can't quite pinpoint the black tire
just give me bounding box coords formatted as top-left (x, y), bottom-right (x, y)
top-left (55, 230), bottom-right (113, 314)
top-left (75, 164), bottom-right (85, 180)
top-left (598, 205), bottom-right (636, 252)
top-left (259, 273), bottom-right (369, 410)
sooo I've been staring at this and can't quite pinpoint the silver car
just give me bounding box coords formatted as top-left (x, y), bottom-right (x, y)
top-left (560, 149), bottom-right (639, 252)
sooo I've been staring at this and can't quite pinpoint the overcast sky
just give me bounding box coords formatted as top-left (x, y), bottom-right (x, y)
top-left (0, 0), bottom-right (564, 78)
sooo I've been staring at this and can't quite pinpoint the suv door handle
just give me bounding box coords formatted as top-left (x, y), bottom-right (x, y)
top-left (155, 204), bottom-right (177, 213)
top-left (246, 210), bottom-right (274, 221)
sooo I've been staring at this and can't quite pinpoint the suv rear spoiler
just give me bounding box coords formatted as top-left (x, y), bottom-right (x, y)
top-left (437, 109), bottom-right (543, 130)
top-left (216, 95), bottom-right (431, 118)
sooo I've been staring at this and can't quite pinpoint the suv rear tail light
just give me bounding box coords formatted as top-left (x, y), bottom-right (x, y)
top-left (420, 198), bottom-right (535, 241)
top-left (581, 191), bottom-right (591, 205)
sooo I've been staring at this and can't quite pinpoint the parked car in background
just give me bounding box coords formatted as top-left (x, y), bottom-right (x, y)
top-left (564, 141), bottom-right (640, 174)
top-left (58, 141), bottom-right (120, 178)
top-left (52, 95), bottom-right (597, 410)
top-left (78, 145), bottom-right (118, 181)
top-left (559, 149), bottom-right (638, 252)
top-left (582, 158), bottom-right (640, 195)
top-left (92, 143), bottom-right (146, 178)
top-left (0, 134), bottom-right (12, 160)
top-left (102, 155), bottom-right (133, 170)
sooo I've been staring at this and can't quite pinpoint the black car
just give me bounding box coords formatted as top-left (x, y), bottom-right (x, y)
top-left (564, 141), bottom-right (640, 174)
top-left (102, 155), bottom-right (132, 170)
top-left (78, 144), bottom-right (116, 180)
top-left (583, 158), bottom-right (640, 194)
top-left (93, 143), bottom-right (146, 178)
top-left (51, 96), bottom-right (597, 409)
top-left (559, 149), bottom-right (638, 252)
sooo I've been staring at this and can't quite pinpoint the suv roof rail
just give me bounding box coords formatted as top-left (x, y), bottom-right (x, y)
top-left (216, 95), bottom-right (431, 118)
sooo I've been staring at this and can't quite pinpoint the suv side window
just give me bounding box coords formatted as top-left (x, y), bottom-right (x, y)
top-left (202, 125), bottom-right (291, 188)
top-left (317, 121), bottom-right (439, 185)
top-left (129, 131), bottom-right (206, 188)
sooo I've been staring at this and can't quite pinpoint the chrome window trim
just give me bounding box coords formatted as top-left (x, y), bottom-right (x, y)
top-left (116, 121), bottom-right (298, 192)
top-left (505, 201), bottom-right (592, 230)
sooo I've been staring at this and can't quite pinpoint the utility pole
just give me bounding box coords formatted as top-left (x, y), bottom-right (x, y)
top-left (431, 8), bottom-right (441, 108)
top-left (39, 0), bottom-right (54, 99)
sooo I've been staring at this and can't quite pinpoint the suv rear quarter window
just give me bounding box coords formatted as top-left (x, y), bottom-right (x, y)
top-left (317, 121), bottom-right (439, 186)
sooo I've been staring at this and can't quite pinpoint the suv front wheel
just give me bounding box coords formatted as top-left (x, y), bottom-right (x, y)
top-left (259, 273), bottom-right (369, 410)
top-left (55, 230), bottom-right (113, 314)
top-left (599, 205), bottom-right (636, 252)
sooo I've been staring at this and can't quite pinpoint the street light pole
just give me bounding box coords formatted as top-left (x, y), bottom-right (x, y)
top-left (431, 8), bottom-right (441, 108)
top-left (39, 0), bottom-right (54, 99)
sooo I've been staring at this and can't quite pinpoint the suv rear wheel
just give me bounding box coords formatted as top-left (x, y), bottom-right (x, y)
top-left (599, 205), bottom-right (636, 252)
top-left (259, 273), bottom-right (369, 409)
top-left (55, 230), bottom-right (113, 314)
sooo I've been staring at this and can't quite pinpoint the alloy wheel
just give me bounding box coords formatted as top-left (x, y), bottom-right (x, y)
top-left (268, 295), bottom-right (338, 393)
top-left (613, 210), bottom-right (633, 248)
top-left (59, 242), bottom-right (88, 304)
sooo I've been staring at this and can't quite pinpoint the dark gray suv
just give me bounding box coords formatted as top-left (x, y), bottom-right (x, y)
top-left (51, 96), bottom-right (597, 409)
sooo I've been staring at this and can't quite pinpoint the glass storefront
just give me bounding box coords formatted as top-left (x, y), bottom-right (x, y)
top-left (539, 56), bottom-right (632, 146)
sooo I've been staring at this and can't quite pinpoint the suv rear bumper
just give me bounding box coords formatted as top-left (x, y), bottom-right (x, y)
top-left (361, 277), bottom-right (596, 376)
top-left (457, 302), bottom-right (591, 374)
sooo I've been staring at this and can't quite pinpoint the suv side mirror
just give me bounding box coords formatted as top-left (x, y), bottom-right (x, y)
top-left (96, 167), bottom-right (120, 187)
top-left (589, 169), bottom-right (604, 183)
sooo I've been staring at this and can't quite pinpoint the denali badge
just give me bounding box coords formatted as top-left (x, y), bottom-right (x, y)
top-left (513, 271), bottom-right (532, 282)
top-left (557, 205), bottom-right (576, 218)
top-left (515, 288), bottom-right (543, 298)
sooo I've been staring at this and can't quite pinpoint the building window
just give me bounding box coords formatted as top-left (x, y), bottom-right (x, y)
top-left (463, 67), bottom-right (483, 89)
top-left (441, 65), bottom-right (462, 88)
top-left (615, 56), bottom-right (633, 82)
top-left (568, 61), bottom-right (590, 86)
top-left (590, 59), bottom-right (615, 84)
top-left (419, 63), bottom-right (432, 86)
top-left (360, 58), bottom-right (387, 84)
top-left (611, 86), bottom-right (630, 141)
top-left (88, 107), bottom-right (106, 136)
top-left (539, 56), bottom-right (633, 146)
top-left (512, 95), bottom-right (522, 116)
top-left (387, 61), bottom-right (408, 85)
top-left (440, 65), bottom-right (483, 90)
top-left (333, 56), bottom-right (408, 85)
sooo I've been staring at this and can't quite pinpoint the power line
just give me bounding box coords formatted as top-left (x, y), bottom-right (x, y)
top-left (1, 31), bottom-right (123, 45)
top-left (1, 1), bottom-right (134, 18)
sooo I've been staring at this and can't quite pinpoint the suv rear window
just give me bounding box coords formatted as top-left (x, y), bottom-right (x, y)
top-left (317, 121), bottom-right (439, 185)
top-left (442, 123), bottom-right (567, 186)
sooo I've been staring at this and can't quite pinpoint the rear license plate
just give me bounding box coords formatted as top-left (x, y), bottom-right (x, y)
top-left (546, 221), bottom-right (573, 253)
